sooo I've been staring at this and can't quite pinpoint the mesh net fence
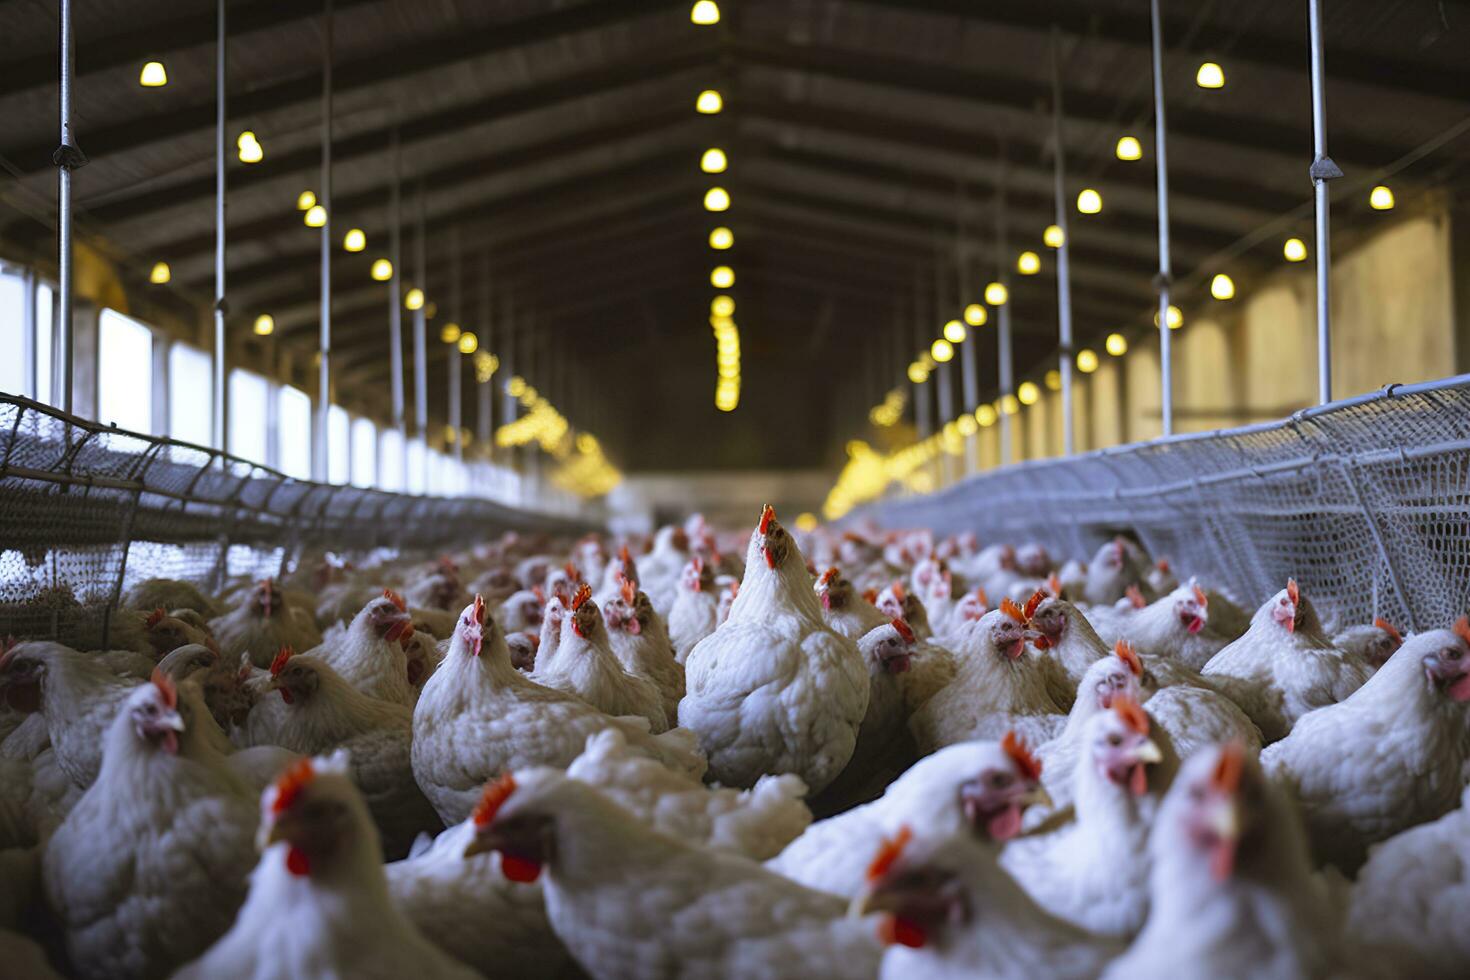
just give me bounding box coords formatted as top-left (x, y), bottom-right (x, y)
top-left (857, 376), bottom-right (1470, 634)
top-left (0, 394), bottom-right (594, 649)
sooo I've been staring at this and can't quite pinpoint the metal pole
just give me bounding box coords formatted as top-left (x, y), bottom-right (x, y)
top-left (478, 251), bottom-right (493, 463)
top-left (1149, 0), bottom-right (1174, 436)
top-left (314, 0), bottom-right (333, 481)
top-left (501, 291), bottom-right (516, 475)
top-left (1308, 0), bottom-right (1340, 405)
top-left (413, 182), bottom-right (428, 492)
top-left (956, 241), bottom-right (978, 475)
top-left (936, 361), bottom-right (954, 485)
top-left (212, 0), bottom-right (227, 451)
top-left (388, 126), bottom-right (405, 485)
top-left (55, 0), bottom-right (85, 415)
top-left (996, 171), bottom-right (1014, 465)
top-left (1050, 28), bottom-right (1075, 456)
top-left (449, 231), bottom-right (462, 466)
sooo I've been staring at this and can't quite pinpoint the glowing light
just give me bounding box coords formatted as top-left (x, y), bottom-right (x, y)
top-left (1043, 225), bottom-right (1065, 248)
top-left (711, 266), bottom-right (735, 288)
top-left (1369, 185), bottom-right (1395, 211)
top-left (425, 302), bottom-right (438, 320)
top-left (696, 90), bottom-right (723, 114)
top-left (296, 190), bottom-right (316, 211)
top-left (691, 1), bottom-right (720, 25)
top-left (1018, 381), bottom-right (1040, 405)
top-left (473, 350), bottom-right (499, 382)
top-left (1044, 369), bottom-right (1062, 391)
top-left (237, 131), bottom-right (263, 164)
top-left (1077, 349), bottom-right (1099, 373)
top-left (963, 303), bottom-right (988, 326)
top-left (976, 404), bottom-right (998, 427)
top-left (1106, 333), bottom-right (1128, 356)
top-left (711, 295), bottom-right (735, 317)
top-left (1115, 135), bottom-right (1142, 161)
top-left (440, 323), bottom-right (461, 344)
top-left (907, 362), bottom-right (929, 384)
top-left (956, 414), bottom-right (977, 436)
top-left (1196, 62), bottom-right (1225, 89)
top-left (701, 148), bottom-right (727, 173)
top-left (404, 288), bottom-right (425, 311)
top-left (1210, 273), bottom-right (1236, 300)
top-left (1017, 251), bottom-right (1041, 275)
top-left (793, 511), bottom-right (818, 533)
top-left (943, 320), bottom-right (967, 343)
top-left (1153, 304), bottom-right (1183, 330)
top-left (304, 204), bottom-right (327, 227)
top-left (1077, 188), bottom-right (1103, 214)
top-left (139, 61), bottom-right (167, 87)
top-left (1283, 237), bottom-right (1308, 262)
top-left (709, 226), bottom-right (734, 250)
top-left (343, 228), bottom-right (366, 252)
top-left (1001, 395), bottom-right (1020, 415)
top-left (371, 258), bottom-right (393, 281)
top-left (148, 262), bottom-right (171, 284)
top-left (253, 314), bottom-right (274, 336)
top-left (457, 331), bottom-right (478, 355)
top-left (704, 186), bottom-right (730, 211)
top-left (984, 282), bottom-right (1008, 306)
top-left (931, 339), bottom-right (954, 363)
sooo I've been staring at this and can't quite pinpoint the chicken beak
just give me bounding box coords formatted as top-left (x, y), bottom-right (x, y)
top-left (1134, 739), bottom-right (1163, 765)
top-left (463, 829), bottom-right (501, 860)
top-left (1018, 785), bottom-right (1054, 810)
top-left (1208, 799), bottom-right (1241, 843)
top-left (263, 812), bottom-right (302, 849)
top-left (849, 882), bottom-right (893, 919)
top-left (157, 708), bottom-right (186, 733)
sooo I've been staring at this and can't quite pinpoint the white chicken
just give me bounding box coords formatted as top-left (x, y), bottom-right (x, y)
top-left (668, 555), bottom-right (719, 664)
top-left (814, 567), bottom-right (888, 641)
top-left (1099, 581), bottom-right (1243, 671)
top-left (310, 589), bottom-right (419, 707)
top-left (208, 578), bottom-right (322, 669)
top-left (534, 585), bottom-right (669, 732)
top-left (602, 578), bottom-right (685, 723)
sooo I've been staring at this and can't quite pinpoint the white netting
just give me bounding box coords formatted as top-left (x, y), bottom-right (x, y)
top-left (0, 394), bottom-right (593, 648)
top-left (858, 376), bottom-right (1470, 633)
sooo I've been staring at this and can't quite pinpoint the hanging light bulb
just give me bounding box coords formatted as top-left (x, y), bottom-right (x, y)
top-left (975, 404), bottom-right (998, 427)
top-left (304, 204), bottom-right (327, 227)
top-left (457, 331), bottom-right (478, 355)
top-left (236, 131), bottom-right (263, 164)
top-left (709, 226), bottom-right (734, 250)
top-left (690, 1), bottom-right (720, 26)
top-left (370, 258), bottom-right (393, 281)
top-left (700, 147), bottom-right (727, 173)
top-left (712, 295), bottom-right (735, 317)
top-left (907, 362), bottom-right (929, 384)
top-left (1043, 225), bottom-right (1065, 248)
top-left (1210, 273), bottom-right (1236, 300)
top-left (1017, 251), bottom-right (1041, 275)
top-left (440, 323), bottom-right (462, 344)
top-left (139, 61), bottom-right (167, 87)
top-left (1152, 304), bottom-right (1184, 330)
top-left (1105, 333), bottom-right (1128, 356)
top-left (984, 282), bottom-right (1008, 306)
top-left (1369, 185), bottom-right (1395, 210)
top-left (1076, 348), bottom-right (1099, 373)
top-left (943, 320), bottom-right (967, 343)
top-left (148, 261), bottom-right (171, 284)
top-left (711, 266), bottom-right (735, 288)
top-left (253, 314), bottom-right (274, 336)
top-left (704, 186), bottom-right (730, 211)
top-left (1077, 188), bottom-right (1103, 214)
top-left (963, 303), bottom-right (988, 326)
top-left (424, 301), bottom-right (438, 320)
top-left (1196, 62), bottom-right (1225, 89)
top-left (404, 288), bottom-right (425, 311)
top-left (1115, 136), bottom-right (1143, 161)
top-left (1001, 395), bottom-right (1020, 415)
top-left (1044, 369), bottom-right (1062, 391)
top-left (930, 339), bottom-right (954, 363)
top-left (1283, 237), bottom-right (1308, 262)
top-left (296, 190), bottom-right (316, 211)
top-left (695, 90), bottom-right (723, 114)
top-left (342, 228), bottom-right (366, 252)
top-left (1017, 381), bottom-right (1040, 405)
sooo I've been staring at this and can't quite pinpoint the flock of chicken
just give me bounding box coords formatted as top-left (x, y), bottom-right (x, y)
top-left (2, 505), bottom-right (1469, 979)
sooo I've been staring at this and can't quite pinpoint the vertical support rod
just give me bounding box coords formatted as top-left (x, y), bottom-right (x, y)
top-left (412, 183), bottom-right (428, 492)
top-left (478, 251), bottom-right (493, 464)
top-left (1050, 28), bottom-right (1075, 456)
top-left (55, 0), bottom-right (82, 414)
top-left (449, 230), bottom-right (462, 466)
top-left (1308, 0), bottom-right (1338, 405)
top-left (1149, 0), bottom-right (1174, 436)
top-left (501, 292), bottom-right (517, 478)
top-left (314, 0), bottom-right (333, 481)
top-left (936, 362), bottom-right (954, 485)
top-left (212, 0), bottom-right (227, 451)
top-left (387, 125), bottom-right (405, 486)
top-left (995, 170), bottom-right (1014, 465)
top-left (956, 241), bottom-right (978, 475)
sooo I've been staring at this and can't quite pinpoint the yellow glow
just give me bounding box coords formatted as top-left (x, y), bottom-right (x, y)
top-left (711, 265), bottom-right (735, 288)
top-left (709, 226), bottom-right (734, 250)
top-left (1076, 348), bottom-right (1099, 373)
top-left (237, 131), bottom-right (263, 164)
top-left (404, 288), bottom-right (425, 311)
top-left (371, 258), bottom-right (393, 281)
top-left (704, 186), bottom-right (730, 211)
top-left (296, 190), bottom-right (316, 211)
top-left (691, 1), bottom-right (720, 25)
top-left (1106, 332), bottom-right (1128, 356)
top-left (473, 350), bottom-right (499, 382)
top-left (930, 339), bottom-right (954, 363)
top-left (957, 414), bottom-right (977, 436)
top-left (148, 261), bottom-right (171, 284)
top-left (1283, 237), bottom-right (1308, 262)
top-left (304, 204), bottom-right (327, 227)
top-left (1017, 251), bottom-right (1041, 275)
top-left (1043, 224), bottom-right (1065, 248)
top-left (1018, 381), bottom-right (1040, 405)
top-left (1077, 188), bottom-right (1103, 214)
top-left (712, 295), bottom-right (735, 317)
top-left (984, 282), bottom-right (1008, 306)
top-left (440, 323), bottom-right (462, 344)
top-left (794, 511), bottom-right (818, 533)
top-left (425, 301), bottom-right (438, 320)
top-left (1153, 304), bottom-right (1183, 330)
top-left (507, 376), bottom-right (527, 398)
top-left (701, 148), bottom-right (727, 173)
top-left (253, 314), bottom-right (274, 336)
top-left (907, 362), bottom-right (929, 384)
top-left (696, 90), bottom-right (723, 114)
top-left (976, 404), bottom-right (998, 427)
top-left (343, 228), bottom-right (366, 252)
top-left (1369, 185), bottom-right (1395, 210)
top-left (963, 303), bottom-right (988, 326)
top-left (1210, 273), bottom-right (1236, 300)
top-left (1196, 62), bottom-right (1225, 89)
top-left (139, 61), bottom-right (167, 87)
top-left (1115, 135), bottom-right (1143, 161)
top-left (1001, 395), bottom-right (1020, 415)
top-left (943, 319), bottom-right (967, 343)
top-left (457, 331), bottom-right (478, 355)
top-left (1045, 369), bottom-right (1061, 391)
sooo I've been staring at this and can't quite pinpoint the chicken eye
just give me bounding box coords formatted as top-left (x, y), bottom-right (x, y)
top-left (1444, 647), bottom-right (1462, 661)
top-left (989, 772), bottom-right (1013, 789)
top-left (1107, 733), bottom-right (1123, 746)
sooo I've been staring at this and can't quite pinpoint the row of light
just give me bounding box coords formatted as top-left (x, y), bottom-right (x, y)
top-left (712, 301), bottom-right (741, 413)
top-left (496, 378), bottom-right (621, 496)
top-left (691, 4), bottom-right (738, 411)
top-left (868, 387), bottom-right (906, 427)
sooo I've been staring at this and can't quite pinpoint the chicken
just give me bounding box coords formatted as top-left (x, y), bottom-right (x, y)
top-left (1001, 697), bottom-right (1170, 938)
top-left (1082, 536), bottom-right (1155, 606)
top-left (160, 651), bottom-right (298, 795)
top-left (1098, 580), bottom-right (1244, 671)
top-left (1333, 617), bottom-right (1405, 670)
top-left (1025, 591), bottom-right (1109, 707)
top-left (411, 596), bottom-right (704, 825)
top-left (464, 768), bottom-right (883, 979)
top-left (157, 641), bottom-right (256, 733)
top-left (138, 606), bottom-right (216, 661)
top-left (534, 585), bottom-right (669, 732)
top-left (679, 506), bottom-right (869, 794)
top-left (404, 559), bottom-right (469, 613)
top-left (566, 728), bottom-right (811, 860)
top-left (497, 587), bottom-right (545, 634)
top-left (602, 578), bottom-right (685, 722)
top-left (1260, 620), bottom-right (1470, 874)
top-left (208, 578), bottom-right (322, 669)
top-left (635, 525), bottom-right (692, 616)
top-left (1347, 782), bottom-right (1470, 977)
top-left (908, 601), bottom-right (1066, 752)
top-left (874, 581), bottom-right (934, 641)
top-left (668, 555), bottom-right (719, 664)
top-left (1202, 580), bottom-right (1373, 742)
top-left (767, 734), bottom-right (1049, 897)
top-left (123, 577), bottom-right (220, 618)
top-left (1143, 675), bottom-right (1263, 763)
top-left (1147, 557), bottom-right (1179, 596)
top-left (596, 545), bottom-right (640, 605)
top-left (261, 648), bottom-right (441, 859)
top-left (310, 589), bottom-right (419, 707)
top-left (174, 753), bottom-right (481, 980)
top-left (858, 828), bottom-right (1121, 980)
top-left (43, 672), bottom-right (258, 980)
top-left (1103, 742), bottom-right (1346, 980)
top-left (505, 630), bottom-right (540, 672)
top-left (814, 567), bottom-right (888, 641)
top-left (910, 557), bottom-right (958, 639)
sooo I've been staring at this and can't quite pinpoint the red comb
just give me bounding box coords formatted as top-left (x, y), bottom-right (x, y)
top-left (692, 556), bottom-right (704, 574)
top-left (1022, 590), bottom-right (1045, 622)
top-left (1002, 730), bottom-right (1042, 781)
top-left (892, 618), bottom-right (915, 644)
top-left (532, 586), bottom-right (546, 605)
top-left (1454, 616), bottom-right (1470, 648)
top-left (271, 757), bottom-right (316, 814)
top-left (862, 588), bottom-right (879, 605)
top-left (472, 594), bottom-right (487, 625)
top-left (150, 666), bottom-right (177, 709)
top-left (819, 567), bottom-right (839, 587)
top-left (1125, 585), bottom-right (1147, 609)
top-left (270, 645), bottom-right (295, 676)
top-left (758, 504), bottom-right (776, 535)
top-left (146, 607), bottom-right (167, 629)
top-left (1192, 584), bottom-right (1208, 608)
top-left (619, 545), bottom-right (631, 566)
top-left (999, 597), bottom-right (1025, 623)
top-left (1210, 741), bottom-right (1245, 795)
top-left (1047, 573), bottom-right (1062, 597)
top-left (975, 587), bottom-right (989, 607)
top-left (865, 825), bottom-right (914, 882)
top-left (384, 588), bottom-right (407, 612)
top-left (1114, 639), bottom-right (1142, 677)
top-left (571, 584), bottom-right (593, 611)
top-left (1112, 694), bottom-right (1149, 735)
top-left (564, 561), bottom-right (578, 579)
top-left (1286, 578), bottom-right (1300, 606)
top-left (620, 577), bottom-right (636, 605)
top-left (1372, 617), bottom-right (1402, 645)
top-left (1157, 558), bottom-right (1170, 573)
top-left (472, 772), bottom-right (517, 828)
top-left (891, 581), bottom-right (906, 602)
